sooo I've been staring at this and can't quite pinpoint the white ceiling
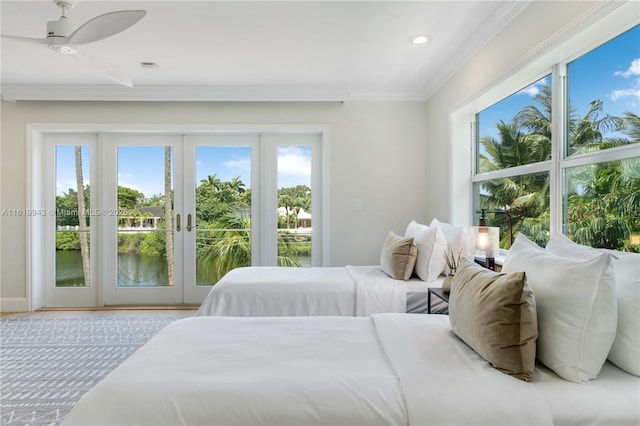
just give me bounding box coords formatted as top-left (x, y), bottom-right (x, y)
top-left (0, 0), bottom-right (528, 101)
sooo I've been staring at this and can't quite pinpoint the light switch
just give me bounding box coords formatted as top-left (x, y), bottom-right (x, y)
top-left (353, 198), bottom-right (362, 211)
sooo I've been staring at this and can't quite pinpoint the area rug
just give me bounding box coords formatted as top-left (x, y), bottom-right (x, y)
top-left (0, 316), bottom-right (182, 426)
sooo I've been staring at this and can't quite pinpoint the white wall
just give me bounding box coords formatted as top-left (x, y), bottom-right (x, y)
top-left (0, 100), bottom-right (429, 309)
top-left (423, 0), bottom-right (603, 225)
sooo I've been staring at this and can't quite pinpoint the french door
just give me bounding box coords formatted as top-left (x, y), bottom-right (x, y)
top-left (38, 129), bottom-right (324, 308)
top-left (103, 134), bottom-right (185, 305)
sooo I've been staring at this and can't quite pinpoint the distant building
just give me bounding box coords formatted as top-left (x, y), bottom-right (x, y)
top-left (119, 206), bottom-right (164, 230)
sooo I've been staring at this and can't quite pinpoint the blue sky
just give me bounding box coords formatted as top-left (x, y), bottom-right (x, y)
top-left (57, 144), bottom-right (311, 198)
top-left (478, 24), bottom-right (639, 146)
top-left (56, 26), bottom-right (638, 196)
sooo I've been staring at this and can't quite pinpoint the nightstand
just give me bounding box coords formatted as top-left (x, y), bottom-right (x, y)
top-left (427, 288), bottom-right (449, 314)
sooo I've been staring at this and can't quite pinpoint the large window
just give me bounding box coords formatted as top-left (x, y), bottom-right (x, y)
top-left (472, 23), bottom-right (639, 251)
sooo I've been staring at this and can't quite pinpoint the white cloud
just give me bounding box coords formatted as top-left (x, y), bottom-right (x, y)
top-left (609, 72), bottom-right (640, 103)
top-left (117, 173), bottom-right (144, 193)
top-left (610, 87), bottom-right (640, 102)
top-left (224, 158), bottom-right (251, 172)
top-left (519, 86), bottom-right (540, 97)
top-left (614, 58), bottom-right (640, 78)
top-left (118, 181), bottom-right (143, 193)
top-left (517, 78), bottom-right (547, 97)
top-left (278, 146), bottom-right (311, 184)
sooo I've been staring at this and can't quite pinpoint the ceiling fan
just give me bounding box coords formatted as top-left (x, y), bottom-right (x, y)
top-left (1, 0), bottom-right (146, 87)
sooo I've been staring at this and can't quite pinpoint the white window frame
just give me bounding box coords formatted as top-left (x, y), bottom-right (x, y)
top-left (451, 3), bottom-right (639, 247)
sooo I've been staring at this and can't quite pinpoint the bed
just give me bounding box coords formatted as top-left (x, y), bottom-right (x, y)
top-left (60, 314), bottom-right (639, 426)
top-left (62, 233), bottom-right (640, 426)
top-left (196, 265), bottom-right (447, 317)
top-left (197, 220), bottom-right (465, 317)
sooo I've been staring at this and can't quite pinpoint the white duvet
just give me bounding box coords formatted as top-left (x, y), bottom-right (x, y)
top-left (62, 315), bottom-right (559, 426)
top-left (196, 265), bottom-right (408, 317)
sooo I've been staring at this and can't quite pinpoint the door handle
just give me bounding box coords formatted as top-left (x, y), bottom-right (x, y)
top-left (187, 214), bottom-right (192, 232)
top-left (176, 213), bottom-right (181, 232)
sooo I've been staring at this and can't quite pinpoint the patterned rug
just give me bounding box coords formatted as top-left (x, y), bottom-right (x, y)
top-left (0, 316), bottom-right (182, 426)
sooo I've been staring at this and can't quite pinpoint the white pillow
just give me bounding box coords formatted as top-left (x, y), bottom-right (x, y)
top-left (404, 220), bottom-right (447, 281)
top-left (430, 217), bottom-right (472, 257)
top-left (546, 233), bottom-right (639, 376)
top-left (405, 220), bottom-right (428, 238)
top-left (502, 233), bottom-right (617, 383)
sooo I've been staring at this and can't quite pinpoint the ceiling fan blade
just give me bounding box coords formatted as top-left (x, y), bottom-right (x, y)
top-left (1, 34), bottom-right (48, 45)
top-left (73, 50), bottom-right (133, 87)
top-left (66, 10), bottom-right (146, 45)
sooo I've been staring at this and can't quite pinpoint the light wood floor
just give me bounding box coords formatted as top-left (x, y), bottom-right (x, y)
top-left (1, 307), bottom-right (198, 319)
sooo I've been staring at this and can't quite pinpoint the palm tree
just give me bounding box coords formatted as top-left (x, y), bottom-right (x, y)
top-left (199, 214), bottom-right (301, 284)
top-left (278, 185), bottom-right (311, 229)
top-left (514, 83), bottom-right (553, 139)
top-left (479, 121), bottom-right (551, 247)
top-left (201, 174), bottom-right (222, 190)
top-left (489, 85), bottom-right (637, 250)
top-left (75, 146), bottom-right (90, 286)
top-left (164, 146), bottom-right (174, 286)
top-left (569, 100), bottom-right (625, 154)
top-left (622, 111), bottom-right (640, 142)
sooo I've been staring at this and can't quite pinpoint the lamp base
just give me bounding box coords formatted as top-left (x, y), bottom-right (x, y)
top-left (486, 257), bottom-right (495, 271)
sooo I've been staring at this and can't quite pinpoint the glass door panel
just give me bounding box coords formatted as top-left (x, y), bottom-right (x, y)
top-left (194, 146), bottom-right (252, 286)
top-left (55, 145), bottom-right (91, 287)
top-left (277, 145), bottom-right (312, 267)
top-left (45, 133), bottom-right (99, 308)
top-left (104, 134), bottom-right (183, 306)
top-left (116, 146), bottom-right (175, 289)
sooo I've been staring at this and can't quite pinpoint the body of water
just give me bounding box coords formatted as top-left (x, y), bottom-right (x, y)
top-left (56, 250), bottom-right (312, 287)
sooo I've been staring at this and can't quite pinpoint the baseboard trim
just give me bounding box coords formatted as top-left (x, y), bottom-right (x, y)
top-left (0, 297), bottom-right (29, 313)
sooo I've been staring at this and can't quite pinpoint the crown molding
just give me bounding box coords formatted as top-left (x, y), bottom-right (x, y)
top-left (0, 84), bottom-right (429, 102)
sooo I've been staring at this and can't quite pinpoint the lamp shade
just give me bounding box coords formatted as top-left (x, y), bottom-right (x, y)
top-left (473, 226), bottom-right (500, 258)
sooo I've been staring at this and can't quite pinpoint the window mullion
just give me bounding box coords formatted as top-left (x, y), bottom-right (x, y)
top-left (550, 64), bottom-right (565, 237)
top-left (472, 160), bottom-right (552, 183)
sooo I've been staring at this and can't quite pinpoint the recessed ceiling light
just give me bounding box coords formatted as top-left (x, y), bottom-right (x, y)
top-left (141, 62), bottom-right (159, 71)
top-left (408, 35), bottom-right (430, 45)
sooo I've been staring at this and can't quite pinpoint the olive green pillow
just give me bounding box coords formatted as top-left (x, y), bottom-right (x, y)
top-left (379, 231), bottom-right (418, 280)
top-left (449, 258), bottom-right (537, 381)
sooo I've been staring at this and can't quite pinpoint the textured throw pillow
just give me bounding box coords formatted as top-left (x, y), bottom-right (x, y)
top-left (546, 233), bottom-right (639, 376)
top-left (502, 233), bottom-right (617, 383)
top-left (404, 221), bottom-right (447, 281)
top-left (448, 258), bottom-right (537, 381)
top-left (380, 231), bottom-right (418, 280)
top-left (430, 218), bottom-right (472, 273)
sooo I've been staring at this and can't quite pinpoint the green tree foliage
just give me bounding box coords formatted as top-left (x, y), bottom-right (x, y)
top-left (118, 186), bottom-right (145, 209)
top-left (198, 214), bottom-right (252, 282)
top-left (58, 171), bottom-right (311, 278)
top-left (481, 87), bottom-right (638, 251)
top-left (278, 185), bottom-right (311, 229)
top-left (56, 186), bottom-right (89, 226)
top-left (196, 174), bottom-right (248, 223)
top-left (140, 231), bottom-right (167, 258)
top-left (198, 213), bottom-right (303, 283)
top-left (56, 231), bottom-right (80, 250)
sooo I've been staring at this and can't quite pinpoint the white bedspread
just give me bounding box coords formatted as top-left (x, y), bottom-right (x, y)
top-left (62, 315), bottom-right (561, 426)
top-left (196, 265), bottom-right (407, 317)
